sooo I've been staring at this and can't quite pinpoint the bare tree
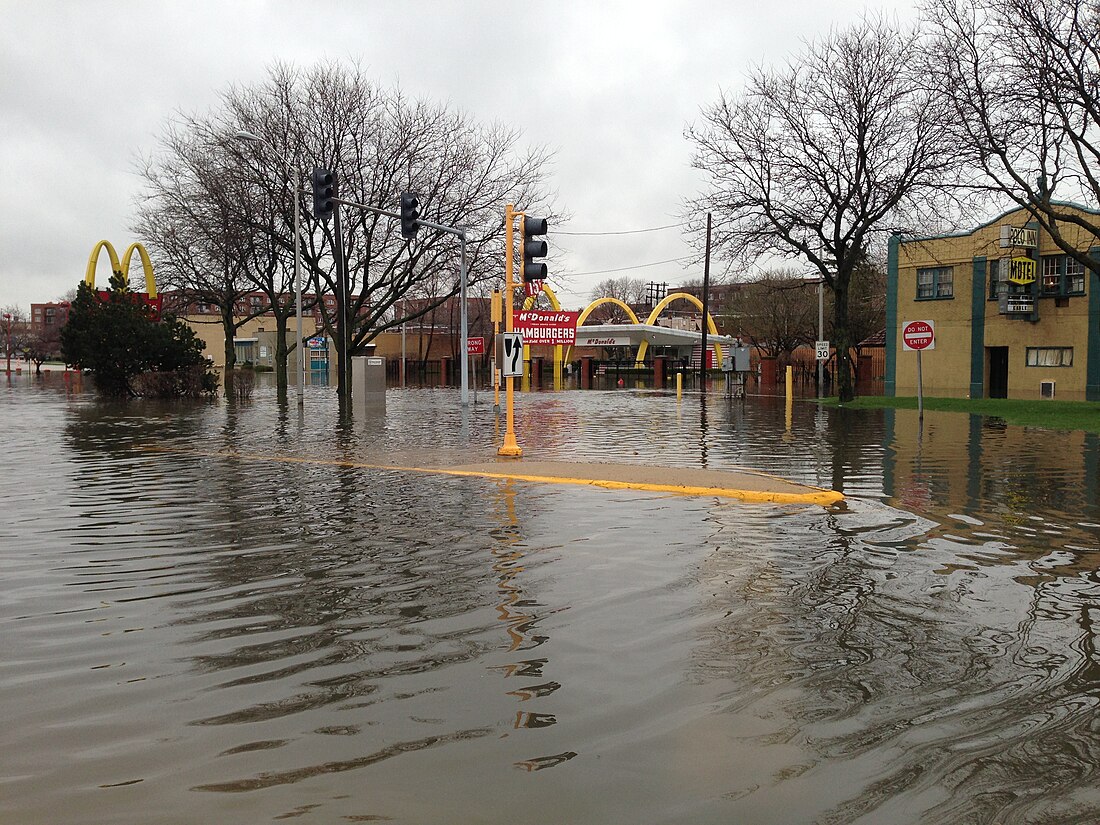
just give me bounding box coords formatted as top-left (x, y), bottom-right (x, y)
top-left (847, 255), bottom-right (888, 349)
top-left (137, 62), bottom-right (555, 399)
top-left (229, 62), bottom-right (554, 397)
top-left (2, 306), bottom-right (27, 370)
top-left (19, 329), bottom-right (60, 374)
top-left (587, 276), bottom-right (647, 321)
top-left (735, 269), bottom-right (818, 359)
top-left (687, 18), bottom-right (956, 400)
top-left (135, 126), bottom-right (276, 390)
top-left (924, 0), bottom-right (1100, 280)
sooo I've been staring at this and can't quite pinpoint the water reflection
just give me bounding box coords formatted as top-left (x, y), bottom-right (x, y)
top-left (1, 376), bottom-right (1098, 823)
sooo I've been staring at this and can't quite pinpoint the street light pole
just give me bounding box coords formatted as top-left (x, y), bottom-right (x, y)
top-left (459, 230), bottom-right (469, 406)
top-left (818, 278), bottom-right (824, 399)
top-left (234, 130), bottom-right (305, 407)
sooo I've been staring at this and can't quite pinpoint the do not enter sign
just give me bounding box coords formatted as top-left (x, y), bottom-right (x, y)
top-left (902, 320), bottom-right (935, 351)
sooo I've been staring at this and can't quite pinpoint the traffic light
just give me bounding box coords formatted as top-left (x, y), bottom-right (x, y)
top-left (311, 167), bottom-right (336, 221)
top-left (522, 216), bottom-right (548, 282)
top-left (400, 192), bottom-right (420, 238)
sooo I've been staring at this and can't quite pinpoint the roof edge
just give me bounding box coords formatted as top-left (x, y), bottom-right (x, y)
top-left (896, 200), bottom-right (1100, 244)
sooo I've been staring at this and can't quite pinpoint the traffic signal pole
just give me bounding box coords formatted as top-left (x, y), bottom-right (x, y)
top-left (499, 204), bottom-right (523, 457)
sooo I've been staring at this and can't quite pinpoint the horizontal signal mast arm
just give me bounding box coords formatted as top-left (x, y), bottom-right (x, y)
top-left (332, 197), bottom-right (465, 239)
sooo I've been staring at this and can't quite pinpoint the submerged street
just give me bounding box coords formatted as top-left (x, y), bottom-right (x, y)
top-left (2, 377), bottom-right (1099, 824)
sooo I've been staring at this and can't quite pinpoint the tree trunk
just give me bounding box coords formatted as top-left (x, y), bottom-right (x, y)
top-left (221, 309), bottom-right (236, 392)
top-left (831, 271), bottom-right (855, 402)
top-left (274, 313), bottom-right (289, 398)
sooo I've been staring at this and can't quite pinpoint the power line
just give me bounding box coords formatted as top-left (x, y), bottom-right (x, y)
top-left (567, 257), bottom-right (688, 277)
top-left (556, 221), bottom-right (687, 236)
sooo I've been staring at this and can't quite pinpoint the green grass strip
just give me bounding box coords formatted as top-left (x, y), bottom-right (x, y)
top-left (818, 395), bottom-right (1100, 434)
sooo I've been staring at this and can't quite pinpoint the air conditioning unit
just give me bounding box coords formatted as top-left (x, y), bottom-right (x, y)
top-left (1040, 380), bottom-right (1055, 399)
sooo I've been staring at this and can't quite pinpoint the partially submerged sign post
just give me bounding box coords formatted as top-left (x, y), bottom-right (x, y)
top-left (902, 320), bottom-right (935, 420)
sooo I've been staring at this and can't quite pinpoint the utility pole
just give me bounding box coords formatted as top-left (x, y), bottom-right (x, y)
top-left (818, 278), bottom-right (824, 399)
top-left (700, 212), bottom-right (712, 392)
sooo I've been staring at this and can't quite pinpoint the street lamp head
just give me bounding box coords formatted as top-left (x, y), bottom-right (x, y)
top-left (234, 129), bottom-right (264, 144)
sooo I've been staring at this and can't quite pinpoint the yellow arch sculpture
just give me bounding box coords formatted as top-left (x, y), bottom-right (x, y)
top-left (634, 291), bottom-right (723, 367)
top-left (563, 297), bottom-right (641, 363)
top-left (85, 240), bottom-right (158, 298)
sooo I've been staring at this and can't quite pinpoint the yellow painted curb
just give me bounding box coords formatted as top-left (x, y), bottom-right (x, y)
top-left (137, 446), bottom-right (843, 506)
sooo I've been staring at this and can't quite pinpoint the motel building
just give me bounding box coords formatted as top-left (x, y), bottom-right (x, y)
top-left (886, 203), bottom-right (1100, 402)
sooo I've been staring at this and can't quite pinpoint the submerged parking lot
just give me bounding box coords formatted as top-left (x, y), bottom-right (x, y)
top-left (3, 377), bottom-right (1099, 824)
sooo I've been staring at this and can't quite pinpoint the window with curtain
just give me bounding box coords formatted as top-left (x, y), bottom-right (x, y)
top-left (1026, 347), bottom-right (1073, 367)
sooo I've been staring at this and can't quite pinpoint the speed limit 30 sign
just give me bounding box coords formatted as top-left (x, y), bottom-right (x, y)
top-left (902, 320), bottom-right (935, 351)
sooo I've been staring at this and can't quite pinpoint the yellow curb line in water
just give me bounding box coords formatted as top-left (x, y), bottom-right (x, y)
top-left (137, 446), bottom-right (843, 506)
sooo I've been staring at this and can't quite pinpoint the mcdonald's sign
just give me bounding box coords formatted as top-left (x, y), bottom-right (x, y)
top-left (85, 240), bottom-right (162, 319)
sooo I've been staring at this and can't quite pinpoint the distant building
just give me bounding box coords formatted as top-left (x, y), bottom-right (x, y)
top-left (886, 203), bottom-right (1100, 401)
top-left (164, 290), bottom-right (495, 372)
top-left (30, 301), bottom-right (70, 334)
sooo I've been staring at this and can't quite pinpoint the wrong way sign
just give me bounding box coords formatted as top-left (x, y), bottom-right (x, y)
top-left (902, 320), bottom-right (935, 351)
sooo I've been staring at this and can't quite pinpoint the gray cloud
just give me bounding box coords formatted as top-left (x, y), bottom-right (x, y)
top-left (0, 0), bottom-right (915, 312)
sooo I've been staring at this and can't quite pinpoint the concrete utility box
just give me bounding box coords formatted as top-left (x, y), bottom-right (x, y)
top-left (352, 356), bottom-right (387, 410)
top-left (731, 347), bottom-right (751, 372)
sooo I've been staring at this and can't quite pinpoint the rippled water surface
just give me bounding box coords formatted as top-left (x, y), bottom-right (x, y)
top-left (2, 375), bottom-right (1099, 824)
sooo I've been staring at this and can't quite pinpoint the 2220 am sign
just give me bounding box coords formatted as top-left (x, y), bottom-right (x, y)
top-left (512, 310), bottom-right (579, 345)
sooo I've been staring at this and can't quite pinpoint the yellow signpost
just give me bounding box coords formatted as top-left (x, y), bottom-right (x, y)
top-left (498, 205), bottom-right (523, 457)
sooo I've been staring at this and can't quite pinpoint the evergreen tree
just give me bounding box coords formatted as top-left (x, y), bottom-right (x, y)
top-left (60, 271), bottom-right (213, 397)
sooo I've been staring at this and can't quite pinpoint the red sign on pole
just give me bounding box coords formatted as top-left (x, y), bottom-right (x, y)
top-left (902, 320), bottom-right (935, 351)
top-left (512, 310), bottom-right (579, 345)
top-left (467, 336), bottom-right (485, 355)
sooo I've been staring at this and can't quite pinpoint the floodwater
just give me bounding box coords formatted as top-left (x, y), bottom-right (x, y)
top-left (2, 373), bottom-right (1099, 825)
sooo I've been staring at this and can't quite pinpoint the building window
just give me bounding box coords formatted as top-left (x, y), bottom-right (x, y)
top-left (1039, 255), bottom-right (1088, 296)
top-left (917, 266), bottom-right (953, 299)
top-left (1067, 258), bottom-right (1086, 294)
top-left (1026, 347), bottom-right (1073, 367)
top-left (988, 258), bottom-right (1009, 300)
top-left (1041, 256), bottom-right (1062, 294)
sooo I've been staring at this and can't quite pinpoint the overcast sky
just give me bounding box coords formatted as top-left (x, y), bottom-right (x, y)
top-left (1, 0), bottom-right (918, 314)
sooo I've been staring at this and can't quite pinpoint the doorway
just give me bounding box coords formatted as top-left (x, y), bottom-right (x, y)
top-left (987, 347), bottom-right (1009, 398)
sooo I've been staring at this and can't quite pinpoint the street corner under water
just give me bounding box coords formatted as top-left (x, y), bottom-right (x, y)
top-left (2, 374), bottom-right (1100, 824)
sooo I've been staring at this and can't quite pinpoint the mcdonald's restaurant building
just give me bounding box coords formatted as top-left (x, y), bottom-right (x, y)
top-left (886, 204), bottom-right (1100, 402)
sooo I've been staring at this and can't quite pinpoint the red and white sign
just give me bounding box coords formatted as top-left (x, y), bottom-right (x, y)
top-left (577, 335), bottom-right (630, 347)
top-left (512, 310), bottom-right (579, 345)
top-left (466, 336), bottom-right (485, 356)
top-left (902, 320), bottom-right (935, 351)
top-left (523, 281), bottom-right (543, 298)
